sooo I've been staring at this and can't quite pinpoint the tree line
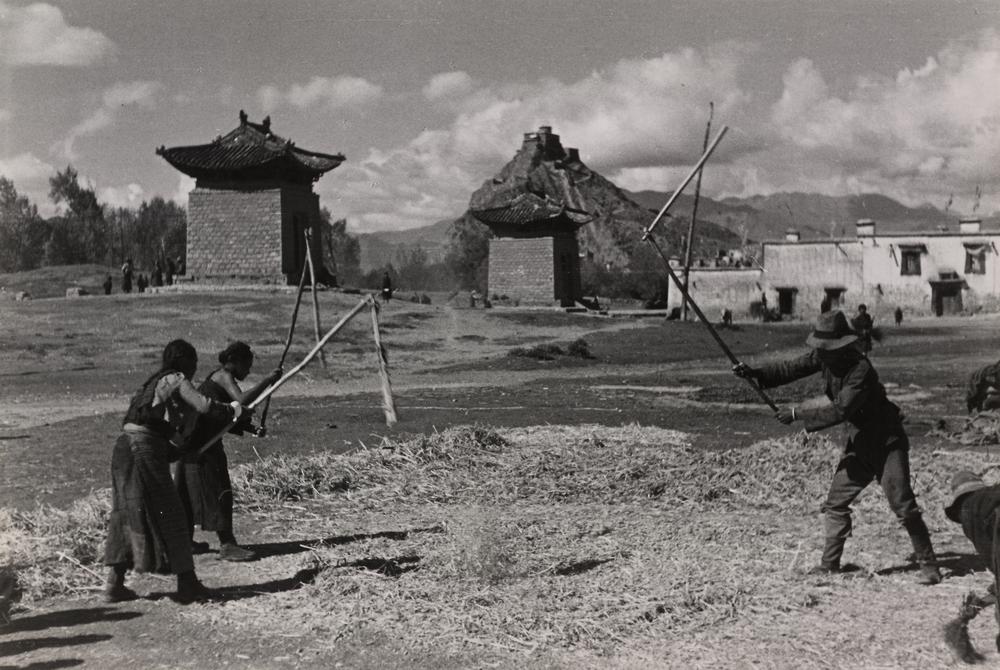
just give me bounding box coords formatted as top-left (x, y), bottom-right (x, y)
top-left (2, 170), bottom-right (666, 300)
top-left (0, 167), bottom-right (186, 274)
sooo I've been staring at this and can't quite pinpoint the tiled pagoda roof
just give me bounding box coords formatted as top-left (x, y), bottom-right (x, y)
top-left (469, 126), bottom-right (593, 234)
top-left (472, 192), bottom-right (589, 227)
top-left (157, 111), bottom-right (344, 183)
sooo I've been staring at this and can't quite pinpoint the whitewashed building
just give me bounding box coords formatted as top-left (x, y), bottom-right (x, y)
top-left (669, 217), bottom-right (1000, 320)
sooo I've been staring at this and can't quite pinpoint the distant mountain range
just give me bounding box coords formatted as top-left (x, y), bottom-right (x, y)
top-left (356, 190), bottom-right (998, 271)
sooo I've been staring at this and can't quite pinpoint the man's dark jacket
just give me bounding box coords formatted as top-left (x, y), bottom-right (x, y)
top-left (756, 350), bottom-right (902, 441)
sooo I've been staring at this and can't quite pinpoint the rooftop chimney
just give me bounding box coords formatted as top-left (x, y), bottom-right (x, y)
top-left (785, 228), bottom-right (800, 243)
top-left (960, 216), bottom-right (982, 234)
top-left (856, 219), bottom-right (876, 237)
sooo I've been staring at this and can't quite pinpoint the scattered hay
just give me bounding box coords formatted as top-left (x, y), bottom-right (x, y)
top-left (929, 411), bottom-right (1000, 447)
top-left (0, 491), bottom-right (110, 603)
top-left (7, 423), bottom-right (997, 664)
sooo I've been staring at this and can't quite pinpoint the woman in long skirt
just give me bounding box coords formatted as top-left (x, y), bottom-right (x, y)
top-left (103, 339), bottom-right (242, 603)
top-left (174, 341), bottom-right (281, 561)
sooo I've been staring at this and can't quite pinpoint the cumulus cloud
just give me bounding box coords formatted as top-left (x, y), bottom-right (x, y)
top-left (764, 29), bottom-right (1000, 212)
top-left (0, 151), bottom-right (56, 214)
top-left (172, 175), bottom-right (196, 206)
top-left (423, 71), bottom-right (475, 101)
top-left (322, 44), bottom-right (759, 231)
top-left (99, 182), bottom-right (145, 209)
top-left (0, 1), bottom-right (116, 66)
top-left (56, 80), bottom-right (162, 161)
top-left (257, 76), bottom-right (383, 112)
top-left (323, 31), bottom-right (1000, 231)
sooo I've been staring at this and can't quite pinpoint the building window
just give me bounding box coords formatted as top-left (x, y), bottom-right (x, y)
top-left (965, 246), bottom-right (987, 274)
top-left (900, 250), bottom-right (922, 276)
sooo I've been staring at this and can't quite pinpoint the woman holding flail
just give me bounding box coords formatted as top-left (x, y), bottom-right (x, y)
top-left (174, 341), bottom-right (281, 562)
top-left (104, 339), bottom-right (244, 604)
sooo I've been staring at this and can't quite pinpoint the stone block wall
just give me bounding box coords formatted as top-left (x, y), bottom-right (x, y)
top-left (489, 237), bottom-right (557, 304)
top-left (187, 188), bottom-right (283, 280)
top-left (280, 186), bottom-right (323, 280)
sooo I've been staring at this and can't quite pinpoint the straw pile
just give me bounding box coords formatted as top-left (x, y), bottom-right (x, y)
top-left (195, 425), bottom-right (990, 658)
top-left (928, 411), bottom-right (1000, 447)
top-left (4, 423), bottom-right (993, 663)
top-left (0, 492), bottom-right (110, 603)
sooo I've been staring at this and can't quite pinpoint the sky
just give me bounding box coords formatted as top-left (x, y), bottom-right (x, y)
top-left (1, 0), bottom-right (999, 231)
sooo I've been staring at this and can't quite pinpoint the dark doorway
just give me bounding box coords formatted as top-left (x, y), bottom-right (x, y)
top-left (824, 287), bottom-right (846, 310)
top-left (930, 280), bottom-right (963, 316)
top-left (777, 287), bottom-right (797, 316)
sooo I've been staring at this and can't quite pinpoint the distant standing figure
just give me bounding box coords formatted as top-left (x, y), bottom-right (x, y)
top-left (381, 272), bottom-right (392, 303)
top-left (851, 304), bottom-right (873, 353)
top-left (760, 292), bottom-right (768, 310)
top-left (152, 263), bottom-right (164, 288)
top-left (121, 259), bottom-right (134, 294)
top-left (470, 290), bottom-right (479, 308)
top-left (894, 307), bottom-right (903, 327)
top-left (103, 275), bottom-right (113, 295)
top-left (166, 258), bottom-right (176, 286)
top-left (137, 274), bottom-right (148, 294)
top-left (176, 256), bottom-right (185, 276)
top-left (721, 308), bottom-right (733, 328)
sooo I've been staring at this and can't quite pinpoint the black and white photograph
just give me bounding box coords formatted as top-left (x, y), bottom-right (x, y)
top-left (2, 1), bottom-right (1000, 667)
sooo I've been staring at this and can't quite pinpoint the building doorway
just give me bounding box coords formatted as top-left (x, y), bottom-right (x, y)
top-left (824, 287), bottom-right (846, 310)
top-left (930, 279), bottom-right (963, 316)
top-left (776, 287), bottom-right (797, 316)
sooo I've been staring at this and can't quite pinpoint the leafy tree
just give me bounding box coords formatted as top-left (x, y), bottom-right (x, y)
top-left (395, 245), bottom-right (431, 289)
top-left (48, 166), bottom-right (108, 264)
top-left (320, 208), bottom-right (360, 286)
top-left (135, 197), bottom-right (186, 269)
top-left (444, 213), bottom-right (491, 290)
top-left (0, 177), bottom-right (46, 272)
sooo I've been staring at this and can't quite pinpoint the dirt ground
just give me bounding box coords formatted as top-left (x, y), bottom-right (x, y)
top-left (3, 285), bottom-right (1000, 668)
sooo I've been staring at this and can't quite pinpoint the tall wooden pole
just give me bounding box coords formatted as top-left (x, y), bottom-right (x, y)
top-left (642, 126), bottom-right (728, 239)
top-left (304, 231), bottom-right (328, 369)
top-left (198, 298), bottom-right (369, 456)
top-left (256, 260), bottom-right (310, 435)
top-left (681, 102), bottom-right (714, 321)
top-left (369, 297), bottom-right (398, 427)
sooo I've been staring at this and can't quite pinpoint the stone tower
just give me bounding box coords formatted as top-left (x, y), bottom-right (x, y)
top-left (157, 111), bottom-right (344, 283)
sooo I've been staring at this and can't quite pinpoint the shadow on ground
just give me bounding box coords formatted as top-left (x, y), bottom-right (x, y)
top-left (0, 608), bottom-right (141, 635)
top-left (243, 525), bottom-right (444, 560)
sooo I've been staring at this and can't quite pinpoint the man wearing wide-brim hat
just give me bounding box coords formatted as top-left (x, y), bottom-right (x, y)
top-left (734, 309), bottom-right (941, 584)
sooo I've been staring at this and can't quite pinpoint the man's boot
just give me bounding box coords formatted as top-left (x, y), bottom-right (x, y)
top-left (175, 571), bottom-right (212, 604)
top-left (103, 565), bottom-right (138, 603)
top-left (904, 516), bottom-right (942, 585)
top-left (808, 514), bottom-right (851, 575)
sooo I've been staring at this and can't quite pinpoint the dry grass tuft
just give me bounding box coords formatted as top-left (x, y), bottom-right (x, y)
top-left (929, 411), bottom-right (1000, 447)
top-left (0, 492), bottom-right (110, 602)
